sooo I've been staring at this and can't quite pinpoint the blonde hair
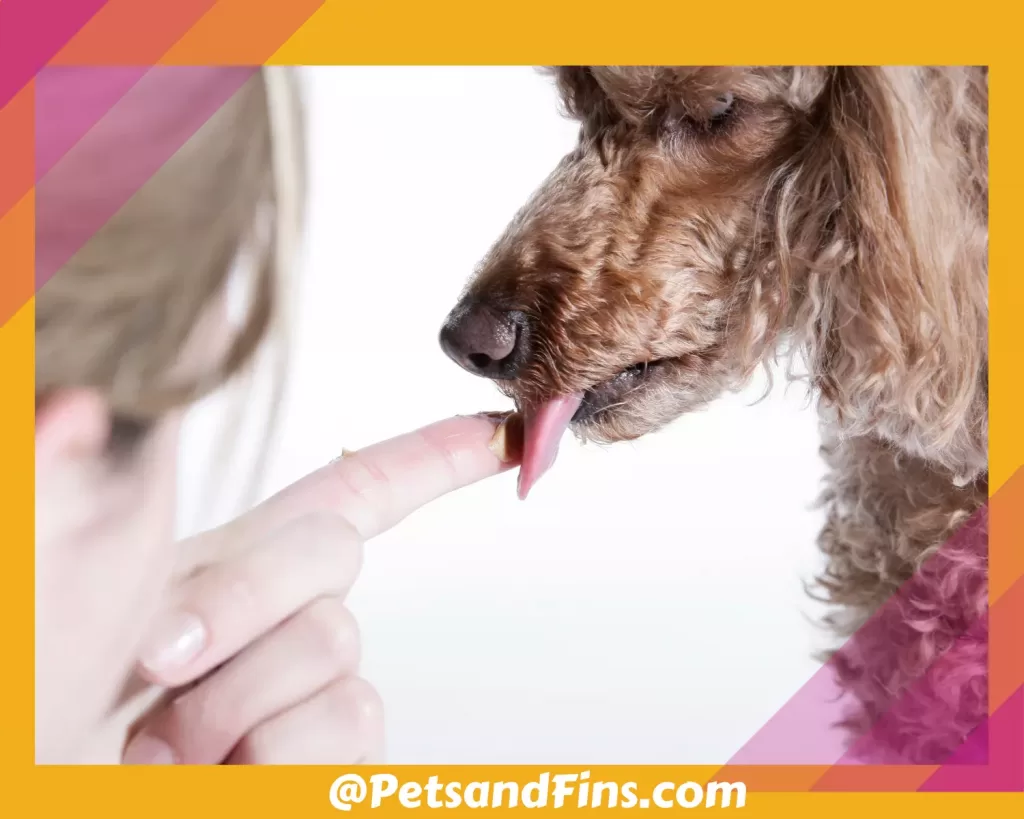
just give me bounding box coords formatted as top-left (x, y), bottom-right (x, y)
top-left (35, 68), bottom-right (305, 453)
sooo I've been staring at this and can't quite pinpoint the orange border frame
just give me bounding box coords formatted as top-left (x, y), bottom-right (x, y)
top-left (2, 1), bottom-right (1020, 815)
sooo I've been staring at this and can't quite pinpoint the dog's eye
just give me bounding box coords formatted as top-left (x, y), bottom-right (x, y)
top-left (709, 92), bottom-right (735, 121)
top-left (659, 93), bottom-right (736, 145)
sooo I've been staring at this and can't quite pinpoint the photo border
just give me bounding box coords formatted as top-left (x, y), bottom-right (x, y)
top-left (3, 1), bottom-right (1020, 814)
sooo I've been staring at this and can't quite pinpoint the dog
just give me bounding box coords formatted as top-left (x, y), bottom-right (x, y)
top-left (440, 67), bottom-right (988, 763)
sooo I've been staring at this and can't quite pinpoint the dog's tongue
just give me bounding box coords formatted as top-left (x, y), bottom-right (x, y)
top-left (517, 393), bottom-right (583, 500)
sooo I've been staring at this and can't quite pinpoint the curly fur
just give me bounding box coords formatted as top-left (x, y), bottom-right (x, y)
top-left (454, 66), bottom-right (989, 762)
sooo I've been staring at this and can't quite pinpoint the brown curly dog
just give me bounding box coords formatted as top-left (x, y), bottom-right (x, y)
top-left (440, 67), bottom-right (988, 763)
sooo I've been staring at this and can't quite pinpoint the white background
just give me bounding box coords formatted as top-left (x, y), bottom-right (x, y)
top-left (178, 67), bottom-right (830, 764)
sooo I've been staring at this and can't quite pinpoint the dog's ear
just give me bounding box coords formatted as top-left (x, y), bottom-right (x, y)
top-left (789, 67), bottom-right (987, 474)
top-left (544, 67), bottom-right (610, 122)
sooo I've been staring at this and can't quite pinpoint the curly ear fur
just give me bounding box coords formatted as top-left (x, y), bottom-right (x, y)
top-left (764, 67), bottom-right (988, 480)
top-left (546, 67), bottom-right (605, 120)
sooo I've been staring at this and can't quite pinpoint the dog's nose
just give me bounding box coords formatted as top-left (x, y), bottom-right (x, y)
top-left (439, 302), bottom-right (526, 379)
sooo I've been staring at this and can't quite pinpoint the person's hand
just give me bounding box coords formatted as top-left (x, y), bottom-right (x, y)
top-left (121, 413), bottom-right (518, 764)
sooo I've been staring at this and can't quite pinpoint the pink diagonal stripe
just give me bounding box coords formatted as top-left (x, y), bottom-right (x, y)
top-left (920, 686), bottom-right (1024, 792)
top-left (729, 502), bottom-right (987, 766)
top-left (0, 0), bottom-right (110, 111)
top-left (832, 613), bottom-right (989, 768)
top-left (35, 66), bottom-right (148, 180)
top-left (35, 65), bottom-right (257, 291)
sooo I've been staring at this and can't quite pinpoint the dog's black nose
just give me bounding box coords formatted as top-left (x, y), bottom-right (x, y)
top-left (439, 302), bottom-right (526, 380)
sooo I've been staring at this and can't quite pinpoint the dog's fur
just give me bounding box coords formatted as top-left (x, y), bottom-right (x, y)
top-left (456, 67), bottom-right (989, 762)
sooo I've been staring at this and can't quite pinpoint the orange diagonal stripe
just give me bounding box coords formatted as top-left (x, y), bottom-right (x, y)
top-left (0, 81), bottom-right (34, 330)
top-left (160, 0), bottom-right (325, 65)
top-left (811, 765), bottom-right (937, 793)
top-left (0, 84), bottom-right (34, 223)
top-left (992, 574), bottom-right (1024, 705)
top-left (50, 0), bottom-right (220, 65)
top-left (991, 466), bottom-right (1024, 602)
top-left (0, 193), bottom-right (35, 332)
top-left (705, 765), bottom-right (830, 792)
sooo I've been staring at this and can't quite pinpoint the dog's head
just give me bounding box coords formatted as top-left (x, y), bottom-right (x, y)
top-left (441, 67), bottom-right (987, 485)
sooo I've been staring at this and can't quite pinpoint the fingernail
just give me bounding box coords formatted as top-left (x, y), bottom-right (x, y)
top-left (123, 734), bottom-right (176, 765)
top-left (139, 612), bottom-right (206, 674)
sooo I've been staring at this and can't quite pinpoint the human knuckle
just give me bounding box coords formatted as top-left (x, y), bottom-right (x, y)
top-left (312, 525), bottom-right (364, 590)
top-left (290, 511), bottom-right (360, 545)
top-left (285, 514), bottom-right (364, 591)
top-left (232, 730), bottom-right (270, 764)
top-left (208, 561), bottom-right (265, 623)
top-left (333, 538), bottom-right (364, 589)
top-left (333, 454), bottom-right (391, 509)
top-left (170, 685), bottom-right (243, 755)
top-left (414, 428), bottom-right (461, 483)
top-left (298, 597), bottom-right (360, 661)
top-left (338, 677), bottom-right (384, 727)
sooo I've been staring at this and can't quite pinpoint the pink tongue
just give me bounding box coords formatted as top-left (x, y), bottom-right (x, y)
top-left (517, 393), bottom-right (584, 500)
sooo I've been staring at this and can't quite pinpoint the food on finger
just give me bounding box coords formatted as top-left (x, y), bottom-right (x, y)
top-left (487, 411), bottom-right (524, 464)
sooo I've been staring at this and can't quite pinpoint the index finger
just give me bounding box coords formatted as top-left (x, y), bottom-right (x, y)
top-left (184, 413), bottom-right (520, 568)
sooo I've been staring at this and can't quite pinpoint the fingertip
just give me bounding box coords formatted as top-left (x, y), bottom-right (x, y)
top-left (416, 413), bottom-right (523, 476)
top-left (335, 413), bottom-right (520, 539)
